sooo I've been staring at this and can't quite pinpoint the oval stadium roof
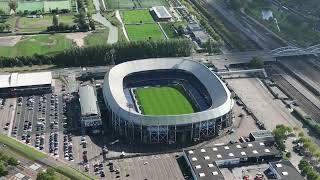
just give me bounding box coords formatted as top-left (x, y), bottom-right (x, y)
top-left (103, 58), bottom-right (233, 126)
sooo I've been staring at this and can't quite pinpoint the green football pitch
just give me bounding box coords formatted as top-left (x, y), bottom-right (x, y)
top-left (122, 10), bottom-right (154, 24)
top-left (105, 0), bottom-right (168, 9)
top-left (134, 86), bottom-right (194, 115)
top-left (126, 24), bottom-right (165, 41)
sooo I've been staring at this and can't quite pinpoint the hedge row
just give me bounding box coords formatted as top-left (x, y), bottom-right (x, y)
top-left (0, 39), bottom-right (193, 68)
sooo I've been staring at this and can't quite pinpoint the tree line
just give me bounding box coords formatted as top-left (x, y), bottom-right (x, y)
top-left (298, 132), bottom-right (320, 180)
top-left (0, 39), bottom-right (192, 68)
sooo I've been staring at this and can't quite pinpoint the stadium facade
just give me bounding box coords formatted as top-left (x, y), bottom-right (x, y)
top-left (103, 58), bottom-right (233, 144)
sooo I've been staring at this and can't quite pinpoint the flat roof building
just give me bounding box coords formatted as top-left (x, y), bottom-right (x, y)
top-left (268, 160), bottom-right (304, 180)
top-left (183, 141), bottom-right (282, 180)
top-left (0, 72), bottom-right (52, 96)
top-left (249, 130), bottom-right (275, 142)
top-left (79, 85), bottom-right (102, 128)
top-left (151, 6), bottom-right (172, 20)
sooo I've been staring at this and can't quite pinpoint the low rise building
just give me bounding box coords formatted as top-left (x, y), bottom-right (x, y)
top-left (0, 72), bottom-right (52, 97)
top-left (183, 141), bottom-right (282, 180)
top-left (150, 6), bottom-right (172, 21)
top-left (79, 85), bottom-right (102, 130)
top-left (267, 160), bottom-right (304, 180)
top-left (249, 130), bottom-right (275, 142)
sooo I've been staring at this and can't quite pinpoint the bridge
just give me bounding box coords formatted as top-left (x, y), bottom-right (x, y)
top-left (271, 44), bottom-right (320, 57)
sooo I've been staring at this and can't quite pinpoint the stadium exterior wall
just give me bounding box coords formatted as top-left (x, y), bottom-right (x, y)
top-left (103, 58), bottom-right (233, 143)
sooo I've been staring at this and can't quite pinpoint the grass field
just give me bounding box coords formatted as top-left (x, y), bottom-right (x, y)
top-left (0, 0), bottom-right (71, 13)
top-left (43, 0), bottom-right (71, 12)
top-left (105, 0), bottom-right (134, 9)
top-left (105, 0), bottom-right (168, 9)
top-left (17, 15), bottom-right (75, 32)
top-left (0, 34), bottom-right (73, 57)
top-left (84, 29), bottom-right (109, 46)
top-left (135, 86), bottom-right (194, 115)
top-left (0, 1), bottom-right (9, 13)
top-left (138, 0), bottom-right (168, 8)
top-left (126, 24), bottom-right (164, 41)
top-left (122, 10), bottom-right (154, 24)
top-left (17, 1), bottom-right (43, 12)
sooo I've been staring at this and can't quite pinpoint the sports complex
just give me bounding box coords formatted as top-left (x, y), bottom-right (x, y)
top-left (103, 58), bottom-right (234, 144)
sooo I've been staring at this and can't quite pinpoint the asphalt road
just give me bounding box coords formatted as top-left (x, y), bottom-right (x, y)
top-left (92, 0), bottom-right (118, 44)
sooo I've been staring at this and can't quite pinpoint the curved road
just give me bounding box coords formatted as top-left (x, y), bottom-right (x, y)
top-left (92, 0), bottom-right (118, 44)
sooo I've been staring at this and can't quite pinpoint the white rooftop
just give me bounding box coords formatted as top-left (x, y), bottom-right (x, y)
top-left (0, 72), bottom-right (52, 88)
top-left (151, 6), bottom-right (172, 19)
top-left (79, 85), bottom-right (99, 116)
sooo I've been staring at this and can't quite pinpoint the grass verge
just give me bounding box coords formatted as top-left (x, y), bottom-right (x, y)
top-left (84, 29), bottom-right (109, 46)
top-left (0, 134), bottom-right (47, 161)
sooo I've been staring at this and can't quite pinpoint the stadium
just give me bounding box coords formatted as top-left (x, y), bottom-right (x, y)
top-left (103, 58), bottom-right (233, 144)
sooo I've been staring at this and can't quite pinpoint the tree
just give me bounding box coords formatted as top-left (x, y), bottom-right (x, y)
top-left (0, 162), bottom-right (7, 176)
top-left (205, 38), bottom-right (214, 54)
top-left (285, 152), bottom-right (291, 159)
top-left (229, 0), bottom-right (242, 11)
top-left (248, 56), bottom-right (264, 69)
top-left (272, 124), bottom-right (292, 151)
top-left (89, 19), bottom-right (95, 30)
top-left (36, 168), bottom-right (56, 180)
top-left (8, 0), bottom-right (18, 12)
top-left (7, 157), bottom-right (19, 166)
top-left (52, 14), bottom-right (59, 27)
top-left (0, 24), bottom-right (5, 32)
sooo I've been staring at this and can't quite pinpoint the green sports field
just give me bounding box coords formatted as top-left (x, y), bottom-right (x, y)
top-left (134, 86), bottom-right (194, 115)
top-left (105, 0), bottom-right (168, 9)
top-left (122, 10), bottom-right (154, 24)
top-left (126, 24), bottom-right (165, 41)
top-left (0, 34), bottom-right (73, 57)
top-left (17, 1), bottom-right (43, 12)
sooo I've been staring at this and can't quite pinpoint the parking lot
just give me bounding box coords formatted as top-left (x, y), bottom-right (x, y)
top-left (9, 93), bottom-right (74, 159)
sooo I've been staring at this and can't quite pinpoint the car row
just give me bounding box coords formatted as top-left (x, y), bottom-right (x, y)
top-left (35, 133), bottom-right (45, 150)
top-left (49, 132), bottom-right (59, 157)
top-left (63, 134), bottom-right (74, 161)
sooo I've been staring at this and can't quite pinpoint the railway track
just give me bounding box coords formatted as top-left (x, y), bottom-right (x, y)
top-left (268, 66), bottom-right (320, 123)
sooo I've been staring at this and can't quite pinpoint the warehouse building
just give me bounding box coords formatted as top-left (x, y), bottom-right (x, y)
top-left (79, 85), bottom-right (102, 130)
top-left (0, 72), bottom-right (52, 97)
top-left (150, 6), bottom-right (172, 21)
top-left (183, 141), bottom-right (282, 180)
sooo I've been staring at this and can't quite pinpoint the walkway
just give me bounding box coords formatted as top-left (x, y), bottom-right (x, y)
top-left (115, 10), bottom-right (129, 41)
top-left (92, 0), bottom-right (118, 44)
